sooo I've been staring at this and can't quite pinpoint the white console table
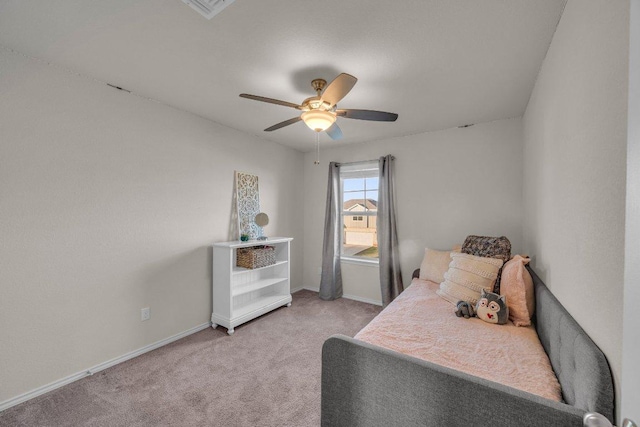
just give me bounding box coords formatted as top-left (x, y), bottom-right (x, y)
top-left (211, 237), bottom-right (293, 335)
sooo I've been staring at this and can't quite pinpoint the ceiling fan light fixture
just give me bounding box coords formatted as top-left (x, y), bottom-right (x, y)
top-left (301, 110), bottom-right (336, 132)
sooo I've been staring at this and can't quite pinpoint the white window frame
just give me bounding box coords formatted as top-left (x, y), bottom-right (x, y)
top-left (340, 161), bottom-right (379, 265)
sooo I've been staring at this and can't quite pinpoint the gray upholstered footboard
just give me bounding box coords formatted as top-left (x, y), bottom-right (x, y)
top-left (528, 266), bottom-right (614, 422)
top-left (321, 335), bottom-right (585, 427)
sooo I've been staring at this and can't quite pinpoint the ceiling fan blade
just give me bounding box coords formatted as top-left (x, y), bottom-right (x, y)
top-left (240, 94), bottom-right (301, 109)
top-left (337, 109), bottom-right (398, 122)
top-left (325, 123), bottom-right (343, 140)
top-left (321, 73), bottom-right (358, 107)
top-left (264, 116), bottom-right (302, 132)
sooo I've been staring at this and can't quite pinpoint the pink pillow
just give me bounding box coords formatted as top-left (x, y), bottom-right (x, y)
top-left (500, 255), bottom-right (535, 326)
top-left (419, 246), bottom-right (462, 284)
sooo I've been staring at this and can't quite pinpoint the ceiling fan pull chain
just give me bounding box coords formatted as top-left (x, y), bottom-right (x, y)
top-left (314, 132), bottom-right (320, 165)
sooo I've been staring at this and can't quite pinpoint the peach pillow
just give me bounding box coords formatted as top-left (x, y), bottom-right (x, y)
top-left (500, 255), bottom-right (535, 326)
top-left (437, 252), bottom-right (503, 305)
top-left (419, 246), bottom-right (461, 284)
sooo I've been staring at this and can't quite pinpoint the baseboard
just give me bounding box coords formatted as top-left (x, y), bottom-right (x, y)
top-left (290, 286), bottom-right (305, 293)
top-left (0, 322), bottom-right (211, 412)
top-left (342, 293), bottom-right (383, 306)
top-left (300, 286), bottom-right (383, 306)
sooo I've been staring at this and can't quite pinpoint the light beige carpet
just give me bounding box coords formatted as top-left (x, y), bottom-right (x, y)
top-left (0, 290), bottom-right (381, 427)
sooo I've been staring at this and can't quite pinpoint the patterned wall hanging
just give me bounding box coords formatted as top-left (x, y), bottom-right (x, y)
top-left (235, 171), bottom-right (261, 239)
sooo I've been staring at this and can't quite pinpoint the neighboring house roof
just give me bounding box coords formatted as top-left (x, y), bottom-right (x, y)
top-left (344, 199), bottom-right (378, 211)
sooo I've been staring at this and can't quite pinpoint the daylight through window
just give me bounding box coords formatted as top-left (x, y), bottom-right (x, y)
top-left (340, 161), bottom-right (379, 261)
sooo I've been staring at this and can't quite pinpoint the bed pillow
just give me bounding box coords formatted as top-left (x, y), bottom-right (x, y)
top-left (500, 255), bottom-right (535, 326)
top-left (461, 235), bottom-right (511, 293)
top-left (418, 246), bottom-right (461, 284)
top-left (437, 252), bottom-right (504, 305)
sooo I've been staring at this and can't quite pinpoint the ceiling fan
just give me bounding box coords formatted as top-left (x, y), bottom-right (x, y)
top-left (239, 73), bottom-right (398, 140)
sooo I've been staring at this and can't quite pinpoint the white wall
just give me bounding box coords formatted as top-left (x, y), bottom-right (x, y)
top-left (522, 0), bottom-right (629, 420)
top-left (0, 49), bottom-right (304, 403)
top-left (303, 118), bottom-right (524, 304)
top-left (622, 0), bottom-right (640, 422)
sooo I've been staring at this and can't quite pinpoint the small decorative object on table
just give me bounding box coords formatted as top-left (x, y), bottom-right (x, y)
top-left (240, 233), bottom-right (250, 242)
top-left (255, 212), bottom-right (269, 241)
top-left (236, 245), bottom-right (276, 269)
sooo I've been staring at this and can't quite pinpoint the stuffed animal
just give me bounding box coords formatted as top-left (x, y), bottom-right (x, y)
top-left (455, 301), bottom-right (476, 319)
top-left (475, 290), bottom-right (509, 325)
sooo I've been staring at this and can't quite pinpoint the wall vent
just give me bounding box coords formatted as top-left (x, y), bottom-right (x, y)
top-left (181, 0), bottom-right (236, 20)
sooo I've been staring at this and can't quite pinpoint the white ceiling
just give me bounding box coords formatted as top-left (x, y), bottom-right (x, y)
top-left (0, 0), bottom-right (566, 152)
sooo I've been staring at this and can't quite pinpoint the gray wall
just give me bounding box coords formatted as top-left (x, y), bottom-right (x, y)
top-left (522, 0), bottom-right (629, 420)
top-left (303, 118), bottom-right (524, 304)
top-left (0, 49), bottom-right (304, 402)
top-left (623, 0), bottom-right (640, 421)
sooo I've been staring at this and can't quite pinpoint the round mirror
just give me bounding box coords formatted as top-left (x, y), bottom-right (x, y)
top-left (255, 212), bottom-right (269, 227)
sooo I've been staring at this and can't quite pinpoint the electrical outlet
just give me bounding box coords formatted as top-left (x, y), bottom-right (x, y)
top-left (141, 307), bottom-right (150, 321)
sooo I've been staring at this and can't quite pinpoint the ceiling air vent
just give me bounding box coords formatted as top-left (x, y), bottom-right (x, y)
top-left (181, 0), bottom-right (236, 20)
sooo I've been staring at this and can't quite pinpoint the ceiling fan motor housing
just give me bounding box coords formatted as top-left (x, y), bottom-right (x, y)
top-left (302, 96), bottom-right (331, 111)
top-left (311, 78), bottom-right (327, 93)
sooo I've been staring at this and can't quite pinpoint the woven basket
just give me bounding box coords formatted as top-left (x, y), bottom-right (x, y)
top-left (236, 246), bottom-right (276, 269)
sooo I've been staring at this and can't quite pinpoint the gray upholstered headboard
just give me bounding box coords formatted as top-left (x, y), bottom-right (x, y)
top-left (527, 266), bottom-right (615, 423)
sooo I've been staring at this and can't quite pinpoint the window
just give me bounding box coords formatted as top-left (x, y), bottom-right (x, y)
top-left (340, 161), bottom-right (379, 261)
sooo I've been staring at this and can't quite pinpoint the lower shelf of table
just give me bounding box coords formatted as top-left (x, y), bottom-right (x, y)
top-left (211, 293), bottom-right (292, 333)
top-left (232, 277), bottom-right (287, 297)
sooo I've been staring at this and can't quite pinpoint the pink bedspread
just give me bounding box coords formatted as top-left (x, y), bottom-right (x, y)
top-left (355, 279), bottom-right (562, 402)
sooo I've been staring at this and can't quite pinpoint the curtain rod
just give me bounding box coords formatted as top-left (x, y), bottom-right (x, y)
top-left (335, 156), bottom-right (395, 166)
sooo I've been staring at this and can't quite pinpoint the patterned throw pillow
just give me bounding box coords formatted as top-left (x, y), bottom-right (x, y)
top-left (437, 252), bottom-right (504, 305)
top-left (461, 235), bottom-right (511, 293)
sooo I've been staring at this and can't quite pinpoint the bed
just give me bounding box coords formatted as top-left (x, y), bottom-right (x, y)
top-left (321, 266), bottom-right (614, 427)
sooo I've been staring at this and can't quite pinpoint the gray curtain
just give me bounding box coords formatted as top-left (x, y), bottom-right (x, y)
top-left (377, 155), bottom-right (403, 306)
top-left (319, 162), bottom-right (343, 300)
